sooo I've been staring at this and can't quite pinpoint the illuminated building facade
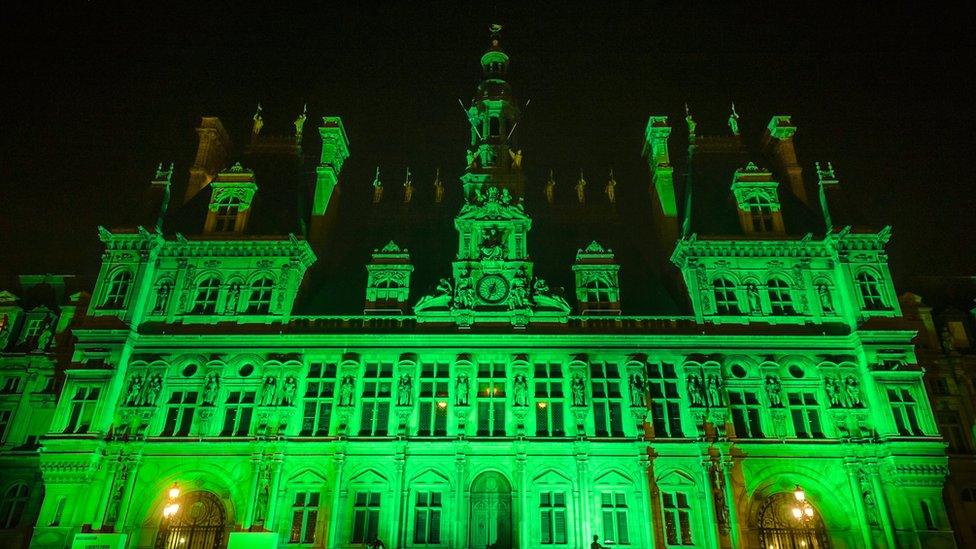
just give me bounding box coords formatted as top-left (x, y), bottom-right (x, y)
top-left (0, 30), bottom-right (965, 549)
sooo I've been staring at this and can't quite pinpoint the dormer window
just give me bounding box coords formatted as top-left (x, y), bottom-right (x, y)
top-left (206, 164), bottom-right (257, 235)
top-left (375, 279), bottom-right (402, 302)
top-left (191, 277), bottom-right (221, 315)
top-left (856, 271), bottom-right (886, 310)
top-left (584, 279), bottom-right (613, 307)
top-left (213, 197), bottom-right (242, 233)
top-left (731, 163), bottom-right (784, 234)
top-left (103, 270), bottom-right (132, 308)
top-left (747, 196), bottom-right (774, 233)
top-left (246, 277), bottom-right (274, 314)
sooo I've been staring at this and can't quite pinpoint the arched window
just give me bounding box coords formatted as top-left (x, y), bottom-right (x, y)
top-left (856, 271), bottom-right (886, 310)
top-left (103, 270), bottom-right (132, 308)
top-left (0, 483), bottom-right (29, 529)
top-left (747, 196), bottom-right (774, 233)
top-left (584, 279), bottom-right (613, 306)
top-left (246, 277), bottom-right (275, 314)
top-left (213, 197), bottom-right (242, 233)
top-left (767, 278), bottom-right (795, 315)
top-left (713, 278), bottom-right (740, 314)
top-left (375, 278), bottom-right (402, 302)
top-left (192, 278), bottom-right (221, 315)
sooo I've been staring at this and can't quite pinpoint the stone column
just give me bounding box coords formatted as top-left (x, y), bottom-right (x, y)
top-left (91, 458), bottom-right (119, 530)
top-left (699, 457), bottom-right (721, 549)
top-left (843, 460), bottom-right (873, 549)
top-left (116, 454), bottom-right (142, 529)
top-left (867, 462), bottom-right (897, 548)
top-left (242, 455), bottom-right (262, 530)
top-left (516, 451), bottom-right (528, 547)
top-left (454, 450), bottom-right (469, 548)
top-left (391, 453), bottom-right (406, 547)
top-left (327, 452), bottom-right (346, 548)
top-left (637, 454), bottom-right (656, 548)
top-left (265, 456), bottom-right (284, 531)
top-left (575, 441), bottom-right (591, 544)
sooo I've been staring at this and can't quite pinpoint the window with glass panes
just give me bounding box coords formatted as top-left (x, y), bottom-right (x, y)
top-left (767, 278), bottom-right (795, 315)
top-left (220, 391), bottom-right (255, 436)
top-left (159, 391), bottom-right (197, 436)
top-left (64, 386), bottom-right (100, 434)
top-left (584, 279), bottom-right (613, 306)
top-left (375, 278), bottom-right (402, 301)
top-left (418, 363), bottom-right (449, 436)
top-left (712, 278), bottom-right (741, 314)
top-left (0, 484), bottom-right (29, 529)
top-left (591, 363), bottom-right (624, 437)
top-left (539, 491), bottom-right (567, 544)
top-left (413, 491), bottom-right (442, 545)
top-left (787, 392), bottom-right (824, 438)
top-left (856, 271), bottom-right (886, 310)
top-left (246, 277), bottom-right (274, 314)
top-left (887, 387), bottom-right (923, 436)
top-left (0, 409), bottom-right (12, 443)
top-left (0, 377), bottom-right (20, 393)
top-left (213, 197), bottom-right (242, 232)
top-left (359, 363), bottom-right (392, 436)
top-left (192, 277), bottom-right (221, 314)
top-left (938, 411), bottom-right (970, 453)
top-left (534, 363), bottom-right (565, 437)
top-left (289, 492), bottom-right (319, 544)
top-left (747, 196), bottom-right (774, 232)
top-left (24, 318), bottom-right (44, 339)
top-left (646, 363), bottom-right (683, 438)
top-left (601, 491), bottom-right (630, 544)
top-left (477, 363), bottom-right (506, 436)
top-left (301, 363), bottom-right (336, 436)
top-left (103, 270), bottom-right (132, 308)
top-left (661, 491), bottom-right (693, 546)
top-left (728, 390), bottom-right (764, 438)
top-left (351, 491), bottom-right (381, 544)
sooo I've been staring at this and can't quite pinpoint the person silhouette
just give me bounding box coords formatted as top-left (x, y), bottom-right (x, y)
top-left (591, 534), bottom-right (608, 549)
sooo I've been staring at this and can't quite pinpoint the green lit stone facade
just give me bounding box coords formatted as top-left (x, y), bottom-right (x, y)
top-left (0, 29), bottom-right (969, 549)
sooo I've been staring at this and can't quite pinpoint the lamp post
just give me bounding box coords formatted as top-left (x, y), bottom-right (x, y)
top-left (162, 482), bottom-right (181, 519)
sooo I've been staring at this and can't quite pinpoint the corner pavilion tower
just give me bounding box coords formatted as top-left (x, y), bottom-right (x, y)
top-left (0, 27), bottom-right (958, 549)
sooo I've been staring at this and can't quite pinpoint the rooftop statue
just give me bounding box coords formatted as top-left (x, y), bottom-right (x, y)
top-left (252, 103), bottom-right (264, 135)
top-left (294, 104), bottom-right (307, 140)
top-left (371, 167), bottom-right (383, 204)
top-left (728, 102), bottom-right (740, 136)
top-left (604, 169), bottom-right (617, 204)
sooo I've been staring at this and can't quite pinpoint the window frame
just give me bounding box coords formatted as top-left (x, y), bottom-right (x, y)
top-left (246, 276), bottom-right (275, 315)
top-left (191, 277), bottom-right (222, 315)
top-left (102, 270), bottom-right (133, 309)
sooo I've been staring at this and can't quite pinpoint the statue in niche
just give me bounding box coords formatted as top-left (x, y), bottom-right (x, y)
top-left (105, 463), bottom-right (128, 525)
top-left (571, 374), bottom-right (586, 406)
top-left (339, 376), bottom-right (355, 406)
top-left (817, 284), bottom-right (834, 313)
top-left (629, 373), bottom-right (646, 407)
top-left (728, 102), bottom-right (740, 136)
top-left (154, 284), bottom-right (171, 314)
top-left (260, 376), bottom-right (277, 406)
top-left (687, 375), bottom-right (706, 407)
top-left (706, 375), bottom-right (723, 407)
top-left (294, 104), bottom-right (307, 139)
top-left (402, 168), bottom-right (414, 204)
top-left (575, 170), bottom-right (587, 205)
top-left (124, 375), bottom-right (143, 406)
top-left (544, 170), bottom-right (556, 204)
top-left (513, 374), bottom-right (528, 406)
top-left (765, 375), bottom-right (783, 407)
top-left (225, 283), bottom-right (241, 315)
top-left (252, 103), bottom-right (264, 135)
top-left (397, 374), bottom-right (413, 406)
top-left (509, 149), bottom-right (523, 169)
top-left (371, 167), bottom-right (383, 204)
top-left (456, 374), bottom-right (470, 406)
top-left (711, 463), bottom-right (730, 533)
top-left (203, 373), bottom-right (220, 406)
top-left (746, 284), bottom-right (761, 314)
top-left (941, 327), bottom-right (955, 354)
top-left (143, 374), bottom-right (162, 406)
top-left (433, 169), bottom-right (444, 204)
top-left (254, 465), bottom-right (271, 523)
top-left (604, 170), bottom-right (617, 204)
top-left (825, 376), bottom-right (842, 407)
top-left (282, 376), bottom-right (298, 406)
top-left (845, 376), bottom-right (862, 407)
top-left (479, 228), bottom-right (505, 260)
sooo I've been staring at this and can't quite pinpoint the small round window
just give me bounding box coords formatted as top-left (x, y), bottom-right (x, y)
top-left (730, 364), bottom-right (747, 379)
top-left (239, 364), bottom-right (254, 377)
top-left (788, 365), bottom-right (805, 379)
top-left (181, 364), bottom-right (198, 378)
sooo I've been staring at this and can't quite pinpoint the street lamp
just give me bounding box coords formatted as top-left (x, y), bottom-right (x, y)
top-left (791, 485), bottom-right (815, 520)
top-left (162, 482), bottom-right (181, 519)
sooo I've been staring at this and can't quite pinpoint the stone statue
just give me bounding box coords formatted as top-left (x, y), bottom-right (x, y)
top-left (466, 149), bottom-right (476, 168)
top-left (687, 375), bottom-right (705, 407)
top-left (845, 376), bottom-right (862, 407)
top-left (225, 283), bottom-right (240, 315)
top-left (817, 284), bottom-right (834, 313)
top-left (371, 167), bottom-right (383, 203)
top-left (454, 276), bottom-right (474, 309)
top-left (34, 320), bottom-right (54, 352)
top-left (479, 228), bottom-right (505, 260)
top-left (705, 375), bottom-right (723, 407)
top-left (294, 104), bottom-right (307, 139)
top-left (433, 169), bottom-right (444, 204)
top-left (685, 103), bottom-right (696, 139)
top-left (765, 375), bottom-right (783, 407)
top-left (252, 103), bottom-right (264, 135)
top-left (746, 284), bottom-right (761, 314)
top-left (728, 102), bottom-right (740, 136)
top-left (575, 170), bottom-right (587, 205)
top-left (629, 373), bottom-right (646, 407)
top-left (254, 466), bottom-right (270, 523)
top-left (124, 375), bottom-right (143, 406)
top-left (143, 374), bottom-right (162, 406)
top-left (500, 188), bottom-right (513, 205)
top-left (545, 170), bottom-right (556, 204)
top-left (825, 376), bottom-right (842, 407)
top-left (456, 374), bottom-right (470, 406)
top-left (509, 271), bottom-right (529, 310)
top-left (339, 376), bottom-right (355, 406)
top-left (604, 170), bottom-right (617, 204)
top-left (154, 284), bottom-right (171, 314)
top-left (282, 376), bottom-right (298, 406)
top-left (402, 168), bottom-right (414, 203)
top-left (509, 149), bottom-right (523, 169)
top-left (571, 374), bottom-right (586, 406)
top-left (941, 326), bottom-right (955, 354)
top-left (513, 374), bottom-right (527, 406)
top-left (203, 373), bottom-right (219, 405)
top-left (260, 376), bottom-right (278, 406)
top-left (532, 277), bottom-right (550, 296)
top-left (397, 374), bottom-right (413, 406)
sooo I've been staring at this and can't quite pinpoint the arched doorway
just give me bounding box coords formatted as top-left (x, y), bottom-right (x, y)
top-left (757, 493), bottom-right (830, 549)
top-left (470, 471), bottom-right (513, 549)
top-left (155, 491), bottom-right (227, 549)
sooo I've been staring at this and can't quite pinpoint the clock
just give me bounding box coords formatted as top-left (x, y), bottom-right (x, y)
top-left (476, 274), bottom-right (510, 303)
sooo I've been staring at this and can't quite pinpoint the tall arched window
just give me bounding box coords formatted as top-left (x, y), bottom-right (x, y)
top-left (103, 270), bottom-right (132, 308)
top-left (767, 278), bottom-right (795, 315)
top-left (246, 277), bottom-right (274, 314)
top-left (584, 279), bottom-right (613, 306)
top-left (747, 196), bottom-right (774, 233)
top-left (375, 278), bottom-right (402, 302)
top-left (213, 197), bottom-right (242, 233)
top-left (0, 483), bottom-right (29, 529)
top-left (192, 278), bottom-right (221, 315)
top-left (856, 271), bottom-right (886, 310)
top-left (713, 278), bottom-right (741, 314)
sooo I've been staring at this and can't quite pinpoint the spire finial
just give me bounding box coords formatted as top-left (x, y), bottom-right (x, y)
top-left (489, 23), bottom-right (503, 46)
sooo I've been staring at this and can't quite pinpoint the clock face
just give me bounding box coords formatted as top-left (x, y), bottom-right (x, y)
top-left (477, 274), bottom-right (509, 303)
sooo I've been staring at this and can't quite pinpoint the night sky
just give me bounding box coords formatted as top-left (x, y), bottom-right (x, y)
top-left (2, 4), bottom-right (974, 288)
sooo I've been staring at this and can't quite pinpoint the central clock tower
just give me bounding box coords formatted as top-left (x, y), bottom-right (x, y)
top-left (414, 29), bottom-right (569, 327)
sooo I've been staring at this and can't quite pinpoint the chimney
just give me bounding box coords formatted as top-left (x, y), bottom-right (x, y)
top-left (185, 117), bottom-right (231, 203)
top-left (763, 116), bottom-right (807, 204)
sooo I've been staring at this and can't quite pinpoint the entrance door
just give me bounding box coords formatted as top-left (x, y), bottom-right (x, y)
top-left (155, 491), bottom-right (227, 549)
top-left (469, 472), bottom-right (513, 549)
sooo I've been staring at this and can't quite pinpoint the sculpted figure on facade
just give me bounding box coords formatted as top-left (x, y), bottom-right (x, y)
top-left (34, 319), bottom-right (54, 351)
top-left (225, 282), bottom-right (240, 315)
top-left (124, 375), bottom-right (143, 406)
top-left (282, 376), bottom-right (297, 406)
top-left (687, 374), bottom-right (705, 407)
top-left (629, 373), bottom-right (646, 407)
top-left (433, 169), bottom-right (444, 204)
top-left (402, 168), bottom-right (414, 204)
top-left (604, 169), bottom-right (617, 205)
top-left (941, 327), bottom-right (955, 354)
top-left (575, 170), bottom-right (587, 204)
top-left (339, 376), bottom-right (355, 406)
top-left (513, 374), bottom-right (527, 407)
top-left (154, 283), bottom-right (171, 314)
top-left (544, 170), bottom-right (555, 204)
top-left (817, 284), bottom-right (834, 313)
top-left (294, 105), bottom-right (306, 139)
top-left (479, 228), bottom-right (505, 260)
top-left (509, 148), bottom-right (522, 169)
top-left (509, 270), bottom-right (529, 310)
top-left (571, 375), bottom-right (586, 406)
top-left (455, 374), bottom-right (470, 406)
top-left (143, 374), bottom-right (162, 406)
top-left (371, 167), bottom-right (383, 204)
top-left (202, 373), bottom-right (220, 405)
top-left (746, 283), bottom-right (761, 314)
top-left (825, 376), bottom-right (842, 407)
top-left (705, 375), bottom-right (723, 407)
top-left (397, 374), bottom-right (413, 406)
top-left (845, 375), bottom-right (862, 407)
top-left (260, 376), bottom-right (277, 406)
top-left (454, 276), bottom-right (475, 310)
top-left (765, 375), bottom-right (783, 407)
